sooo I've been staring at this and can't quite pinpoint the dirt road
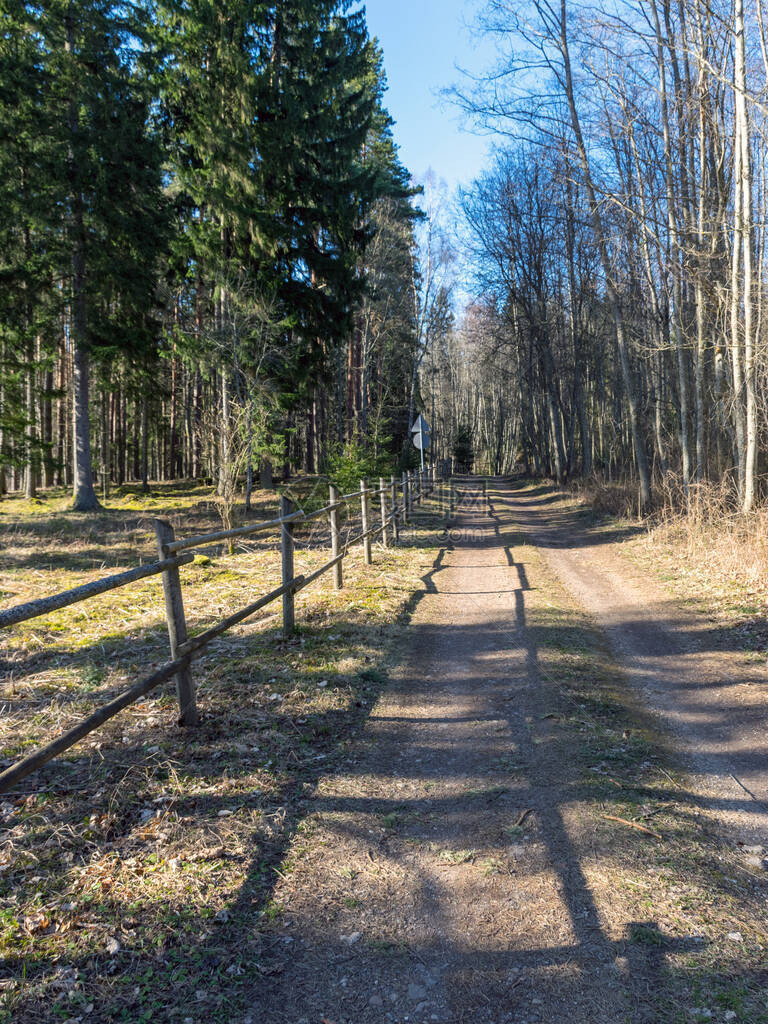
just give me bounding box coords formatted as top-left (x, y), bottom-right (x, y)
top-left (254, 481), bottom-right (768, 1024)
top-left (507, 482), bottom-right (768, 842)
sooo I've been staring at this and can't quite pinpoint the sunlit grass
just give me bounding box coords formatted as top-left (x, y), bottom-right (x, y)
top-left (0, 481), bottom-right (446, 1022)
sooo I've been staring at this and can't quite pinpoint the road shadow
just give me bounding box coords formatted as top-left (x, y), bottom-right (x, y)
top-left (0, 499), bottom-right (450, 1022)
top-left (4, 482), bottom-right (767, 1023)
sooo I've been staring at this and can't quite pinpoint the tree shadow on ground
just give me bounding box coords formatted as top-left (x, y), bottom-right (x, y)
top-left (0, 501), bottom-right (447, 1022)
top-left (242, 489), bottom-right (768, 1023)
top-left (3, 484), bottom-right (767, 1023)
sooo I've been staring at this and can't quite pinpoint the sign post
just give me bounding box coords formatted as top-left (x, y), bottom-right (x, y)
top-left (410, 413), bottom-right (431, 471)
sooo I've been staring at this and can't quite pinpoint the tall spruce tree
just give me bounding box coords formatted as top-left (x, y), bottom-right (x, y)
top-left (1, 0), bottom-right (420, 495)
top-left (0, 0), bottom-right (60, 495)
top-left (39, 1), bottom-right (167, 510)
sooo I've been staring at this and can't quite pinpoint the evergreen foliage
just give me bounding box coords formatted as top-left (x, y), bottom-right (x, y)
top-left (0, 1), bottom-right (425, 499)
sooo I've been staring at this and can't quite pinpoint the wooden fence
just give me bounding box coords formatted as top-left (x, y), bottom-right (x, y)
top-left (0, 467), bottom-right (438, 795)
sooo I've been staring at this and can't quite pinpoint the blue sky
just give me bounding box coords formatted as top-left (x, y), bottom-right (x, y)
top-left (361, 0), bottom-right (497, 194)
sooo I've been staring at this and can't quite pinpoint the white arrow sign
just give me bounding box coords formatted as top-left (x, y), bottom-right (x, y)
top-left (411, 414), bottom-right (431, 467)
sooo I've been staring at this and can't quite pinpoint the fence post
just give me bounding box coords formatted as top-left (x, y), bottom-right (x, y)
top-left (401, 471), bottom-right (408, 524)
top-left (329, 483), bottom-right (343, 589)
top-left (154, 519), bottom-right (198, 726)
top-left (280, 495), bottom-right (296, 635)
top-left (379, 477), bottom-right (388, 549)
top-left (408, 471), bottom-right (414, 516)
top-left (390, 475), bottom-right (400, 543)
top-left (360, 479), bottom-right (372, 565)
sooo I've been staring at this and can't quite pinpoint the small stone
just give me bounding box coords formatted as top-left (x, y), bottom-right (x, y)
top-left (724, 1013), bottom-right (737, 1022)
top-left (340, 931), bottom-right (361, 945)
top-left (105, 937), bottom-right (120, 955)
top-left (726, 931), bottom-right (743, 942)
top-left (407, 983), bottom-right (427, 1000)
top-left (744, 855), bottom-right (764, 868)
top-left (369, 995), bottom-right (383, 1007)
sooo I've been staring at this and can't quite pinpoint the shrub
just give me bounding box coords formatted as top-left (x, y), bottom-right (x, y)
top-left (325, 439), bottom-right (393, 496)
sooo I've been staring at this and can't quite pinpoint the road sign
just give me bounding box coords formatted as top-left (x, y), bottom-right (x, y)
top-left (410, 414), bottom-right (430, 436)
top-left (411, 414), bottom-right (431, 468)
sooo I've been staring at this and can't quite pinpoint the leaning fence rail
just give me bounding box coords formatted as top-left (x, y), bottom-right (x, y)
top-left (0, 555), bottom-right (194, 629)
top-left (0, 467), bottom-right (438, 794)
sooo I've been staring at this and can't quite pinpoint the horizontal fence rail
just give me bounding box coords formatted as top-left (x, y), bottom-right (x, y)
top-left (0, 466), bottom-right (445, 794)
top-left (0, 554), bottom-right (194, 629)
top-left (164, 510), bottom-right (305, 554)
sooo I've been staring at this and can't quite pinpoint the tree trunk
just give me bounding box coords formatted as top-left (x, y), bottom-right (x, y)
top-left (66, 12), bottom-right (100, 512)
top-left (259, 459), bottom-right (273, 490)
top-left (141, 396), bottom-right (149, 492)
top-left (734, 0), bottom-right (756, 509)
top-left (25, 343), bottom-right (37, 498)
top-left (559, 0), bottom-right (652, 508)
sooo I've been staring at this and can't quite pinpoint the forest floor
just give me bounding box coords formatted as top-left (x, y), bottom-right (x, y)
top-left (0, 480), bottom-right (446, 1023)
top-left (2, 480), bottom-right (768, 1022)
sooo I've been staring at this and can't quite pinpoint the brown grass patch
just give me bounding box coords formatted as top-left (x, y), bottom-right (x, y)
top-left (0, 481), bottom-right (448, 1023)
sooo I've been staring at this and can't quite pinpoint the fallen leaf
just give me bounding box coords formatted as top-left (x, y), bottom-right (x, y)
top-left (23, 912), bottom-right (50, 934)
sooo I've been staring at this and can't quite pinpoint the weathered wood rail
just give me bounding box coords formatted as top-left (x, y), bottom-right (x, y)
top-left (0, 468), bottom-right (438, 794)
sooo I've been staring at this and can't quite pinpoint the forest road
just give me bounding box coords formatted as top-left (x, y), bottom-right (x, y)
top-left (506, 480), bottom-right (768, 843)
top-left (256, 479), bottom-right (751, 1024)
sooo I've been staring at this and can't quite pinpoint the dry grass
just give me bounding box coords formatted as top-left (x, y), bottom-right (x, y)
top-left (567, 476), bottom-right (641, 519)
top-left (567, 474), bottom-right (768, 626)
top-left (0, 480), bottom-right (448, 1023)
top-left (526, 554), bottom-right (768, 1022)
top-left (639, 483), bottom-right (768, 623)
